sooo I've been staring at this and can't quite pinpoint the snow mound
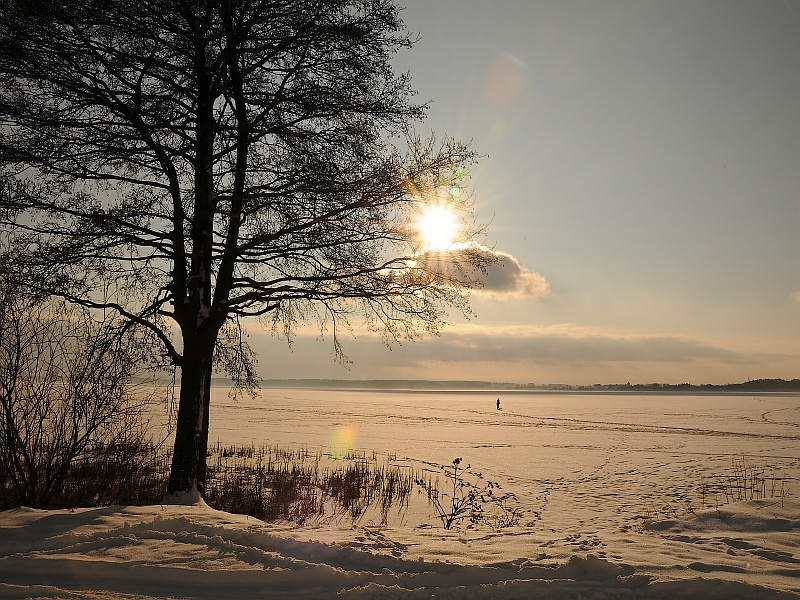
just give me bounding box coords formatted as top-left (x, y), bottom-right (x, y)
top-left (1, 504), bottom-right (798, 599)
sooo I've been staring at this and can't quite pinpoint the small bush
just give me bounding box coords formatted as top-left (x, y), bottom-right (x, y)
top-left (416, 458), bottom-right (522, 530)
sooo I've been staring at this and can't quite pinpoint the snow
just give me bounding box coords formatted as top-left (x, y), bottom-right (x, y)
top-left (1, 389), bottom-right (798, 599)
top-left (162, 485), bottom-right (204, 507)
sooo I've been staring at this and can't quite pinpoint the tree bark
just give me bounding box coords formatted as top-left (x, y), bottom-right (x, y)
top-left (164, 20), bottom-right (221, 502)
top-left (166, 329), bottom-right (216, 502)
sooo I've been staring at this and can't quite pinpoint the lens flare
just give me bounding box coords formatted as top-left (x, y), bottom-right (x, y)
top-left (484, 53), bottom-right (528, 109)
top-left (329, 424), bottom-right (356, 458)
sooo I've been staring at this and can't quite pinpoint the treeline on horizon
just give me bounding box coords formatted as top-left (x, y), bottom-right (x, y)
top-left (246, 378), bottom-right (800, 393)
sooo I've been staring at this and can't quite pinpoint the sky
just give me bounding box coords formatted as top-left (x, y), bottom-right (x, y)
top-left (249, 0), bottom-right (800, 386)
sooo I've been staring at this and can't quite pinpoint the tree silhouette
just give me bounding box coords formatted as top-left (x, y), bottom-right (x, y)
top-left (0, 0), bottom-right (489, 500)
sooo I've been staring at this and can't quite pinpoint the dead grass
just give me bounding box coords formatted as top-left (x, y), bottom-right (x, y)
top-left (1, 441), bottom-right (415, 524)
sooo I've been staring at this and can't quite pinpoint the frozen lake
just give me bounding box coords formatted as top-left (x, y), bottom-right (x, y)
top-left (202, 388), bottom-right (799, 547)
top-left (207, 388), bottom-right (799, 489)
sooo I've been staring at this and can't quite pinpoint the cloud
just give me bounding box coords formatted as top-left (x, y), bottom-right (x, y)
top-left (472, 248), bottom-right (550, 299)
top-left (272, 323), bottom-right (756, 366)
top-left (793, 290), bottom-right (800, 304)
top-left (246, 321), bottom-right (799, 384)
top-left (391, 324), bottom-right (760, 366)
top-left (392, 325), bottom-right (800, 385)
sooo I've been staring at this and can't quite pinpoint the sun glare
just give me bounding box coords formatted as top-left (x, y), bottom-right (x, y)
top-left (416, 203), bottom-right (461, 252)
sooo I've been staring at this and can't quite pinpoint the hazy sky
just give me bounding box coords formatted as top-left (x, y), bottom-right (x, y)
top-left (250, 0), bottom-right (800, 385)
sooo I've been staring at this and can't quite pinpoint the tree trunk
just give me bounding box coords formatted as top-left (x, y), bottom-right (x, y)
top-left (166, 330), bottom-right (215, 503)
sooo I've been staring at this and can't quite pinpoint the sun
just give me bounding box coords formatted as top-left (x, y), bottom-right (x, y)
top-left (416, 203), bottom-right (461, 251)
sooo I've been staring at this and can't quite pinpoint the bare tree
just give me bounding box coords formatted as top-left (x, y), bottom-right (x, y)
top-left (0, 0), bottom-right (490, 501)
top-left (0, 280), bottom-right (159, 508)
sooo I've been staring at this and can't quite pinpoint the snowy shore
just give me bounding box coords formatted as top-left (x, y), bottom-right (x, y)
top-left (1, 390), bottom-right (798, 598)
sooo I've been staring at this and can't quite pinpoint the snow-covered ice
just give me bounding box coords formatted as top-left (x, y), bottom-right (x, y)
top-left (1, 389), bottom-right (798, 599)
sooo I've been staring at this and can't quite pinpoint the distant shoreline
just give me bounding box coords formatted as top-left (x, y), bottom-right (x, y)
top-left (209, 377), bottom-right (800, 394)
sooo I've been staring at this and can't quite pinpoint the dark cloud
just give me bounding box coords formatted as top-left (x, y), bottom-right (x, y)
top-left (415, 244), bottom-right (549, 299)
top-left (474, 249), bottom-right (549, 298)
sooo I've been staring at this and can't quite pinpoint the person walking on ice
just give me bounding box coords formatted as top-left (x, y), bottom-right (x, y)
top-left (496, 397), bottom-right (501, 410)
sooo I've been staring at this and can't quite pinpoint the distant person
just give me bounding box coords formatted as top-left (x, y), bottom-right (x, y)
top-left (496, 397), bottom-right (501, 410)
